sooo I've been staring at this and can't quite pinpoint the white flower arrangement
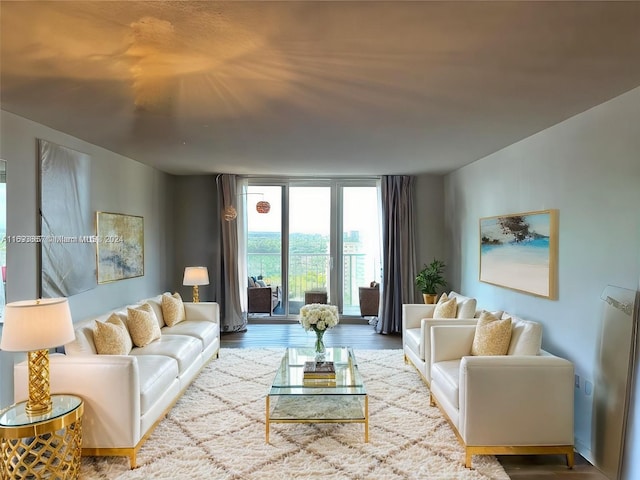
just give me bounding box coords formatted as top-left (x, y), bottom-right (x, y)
top-left (299, 303), bottom-right (339, 332)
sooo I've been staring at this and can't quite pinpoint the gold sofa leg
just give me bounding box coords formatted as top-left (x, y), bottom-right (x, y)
top-left (567, 449), bottom-right (575, 469)
top-left (465, 450), bottom-right (472, 468)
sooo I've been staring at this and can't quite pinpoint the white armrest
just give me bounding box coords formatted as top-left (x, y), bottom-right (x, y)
top-left (402, 304), bottom-right (436, 331)
top-left (15, 354), bottom-right (141, 448)
top-left (459, 355), bottom-right (574, 445)
top-left (430, 325), bottom-right (476, 363)
top-left (421, 319), bottom-right (478, 381)
top-left (184, 302), bottom-right (220, 326)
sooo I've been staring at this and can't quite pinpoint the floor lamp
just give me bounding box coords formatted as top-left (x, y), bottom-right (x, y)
top-left (183, 266), bottom-right (209, 303)
top-left (0, 298), bottom-right (74, 415)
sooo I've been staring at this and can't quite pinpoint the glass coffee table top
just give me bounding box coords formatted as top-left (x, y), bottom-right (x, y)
top-left (269, 347), bottom-right (366, 395)
top-left (266, 347), bottom-right (369, 443)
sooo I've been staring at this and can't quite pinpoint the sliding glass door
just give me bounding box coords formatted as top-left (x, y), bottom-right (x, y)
top-left (288, 186), bottom-right (331, 315)
top-left (247, 179), bottom-right (380, 318)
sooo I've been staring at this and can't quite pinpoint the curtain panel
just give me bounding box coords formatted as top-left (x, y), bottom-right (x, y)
top-left (376, 175), bottom-right (416, 334)
top-left (217, 174), bottom-right (247, 332)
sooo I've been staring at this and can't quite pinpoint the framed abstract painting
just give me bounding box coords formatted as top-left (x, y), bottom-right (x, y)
top-left (479, 209), bottom-right (558, 299)
top-left (96, 212), bottom-right (144, 283)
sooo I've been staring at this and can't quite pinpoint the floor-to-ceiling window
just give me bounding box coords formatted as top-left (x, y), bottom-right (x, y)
top-left (247, 178), bottom-right (380, 319)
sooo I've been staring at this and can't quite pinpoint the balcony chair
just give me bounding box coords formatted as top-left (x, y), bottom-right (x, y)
top-left (359, 282), bottom-right (380, 316)
top-left (248, 277), bottom-right (281, 315)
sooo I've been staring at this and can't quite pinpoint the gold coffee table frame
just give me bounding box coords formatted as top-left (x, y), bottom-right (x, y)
top-left (266, 347), bottom-right (368, 443)
top-left (0, 394), bottom-right (84, 479)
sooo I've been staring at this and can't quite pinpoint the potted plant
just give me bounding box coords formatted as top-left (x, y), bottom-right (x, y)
top-left (415, 259), bottom-right (447, 304)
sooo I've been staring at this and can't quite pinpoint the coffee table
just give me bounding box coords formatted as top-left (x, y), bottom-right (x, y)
top-left (266, 347), bottom-right (368, 443)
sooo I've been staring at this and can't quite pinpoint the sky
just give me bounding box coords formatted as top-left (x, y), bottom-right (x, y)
top-left (247, 186), bottom-right (379, 237)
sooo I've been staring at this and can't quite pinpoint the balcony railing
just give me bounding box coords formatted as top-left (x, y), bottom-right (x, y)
top-left (248, 252), bottom-right (371, 310)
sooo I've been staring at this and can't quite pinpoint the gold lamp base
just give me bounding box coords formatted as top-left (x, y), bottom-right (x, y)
top-left (26, 349), bottom-right (52, 416)
top-left (192, 285), bottom-right (200, 303)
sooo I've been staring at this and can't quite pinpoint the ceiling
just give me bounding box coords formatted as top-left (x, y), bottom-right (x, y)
top-left (2, 1), bottom-right (640, 176)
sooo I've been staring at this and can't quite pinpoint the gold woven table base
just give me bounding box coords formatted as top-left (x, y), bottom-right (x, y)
top-left (1, 418), bottom-right (82, 480)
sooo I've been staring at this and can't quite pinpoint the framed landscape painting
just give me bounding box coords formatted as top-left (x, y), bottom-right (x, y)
top-left (96, 212), bottom-right (144, 283)
top-left (479, 209), bottom-right (558, 299)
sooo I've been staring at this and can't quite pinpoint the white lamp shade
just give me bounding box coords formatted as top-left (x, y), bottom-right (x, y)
top-left (0, 298), bottom-right (75, 352)
top-left (183, 266), bottom-right (209, 286)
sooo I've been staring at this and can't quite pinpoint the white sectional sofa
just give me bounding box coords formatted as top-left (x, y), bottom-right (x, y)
top-left (14, 293), bottom-right (220, 468)
top-left (402, 291), bottom-right (478, 384)
top-left (429, 315), bottom-right (575, 468)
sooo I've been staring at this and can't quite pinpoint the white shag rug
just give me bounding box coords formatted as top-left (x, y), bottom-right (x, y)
top-left (81, 348), bottom-right (510, 480)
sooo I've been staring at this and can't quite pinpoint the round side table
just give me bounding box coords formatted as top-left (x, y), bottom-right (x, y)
top-left (0, 394), bottom-right (84, 479)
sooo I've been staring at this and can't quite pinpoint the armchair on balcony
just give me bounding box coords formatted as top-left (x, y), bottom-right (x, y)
top-left (359, 282), bottom-right (380, 316)
top-left (248, 277), bottom-right (281, 315)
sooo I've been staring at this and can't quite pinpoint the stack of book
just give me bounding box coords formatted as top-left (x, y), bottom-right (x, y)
top-left (303, 361), bottom-right (336, 386)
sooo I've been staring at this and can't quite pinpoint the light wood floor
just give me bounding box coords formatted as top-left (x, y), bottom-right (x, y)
top-left (221, 321), bottom-right (609, 480)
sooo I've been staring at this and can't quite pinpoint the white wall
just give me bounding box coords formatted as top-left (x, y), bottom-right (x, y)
top-left (172, 175), bottom-right (220, 302)
top-left (0, 111), bottom-right (175, 407)
top-left (444, 86), bottom-right (640, 471)
top-left (412, 174), bottom-right (446, 301)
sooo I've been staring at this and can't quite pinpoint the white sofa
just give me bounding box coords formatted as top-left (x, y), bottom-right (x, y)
top-left (14, 294), bottom-right (220, 468)
top-left (402, 291), bottom-right (478, 384)
top-left (429, 316), bottom-right (575, 468)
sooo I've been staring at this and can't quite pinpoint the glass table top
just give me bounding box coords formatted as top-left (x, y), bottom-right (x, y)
top-left (0, 394), bottom-right (82, 427)
top-left (269, 347), bottom-right (366, 396)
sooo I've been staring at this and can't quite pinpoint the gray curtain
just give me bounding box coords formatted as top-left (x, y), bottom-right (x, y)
top-left (376, 175), bottom-right (416, 334)
top-left (217, 174), bottom-right (247, 332)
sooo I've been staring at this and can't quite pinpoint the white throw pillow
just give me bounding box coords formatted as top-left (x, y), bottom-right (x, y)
top-left (508, 318), bottom-right (543, 355)
top-left (448, 291), bottom-right (478, 318)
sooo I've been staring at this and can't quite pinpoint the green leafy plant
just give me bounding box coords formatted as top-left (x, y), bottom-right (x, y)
top-left (415, 259), bottom-right (447, 294)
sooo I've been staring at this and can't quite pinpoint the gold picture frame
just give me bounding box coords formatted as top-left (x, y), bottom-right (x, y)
top-left (479, 209), bottom-right (558, 299)
top-left (96, 212), bottom-right (144, 283)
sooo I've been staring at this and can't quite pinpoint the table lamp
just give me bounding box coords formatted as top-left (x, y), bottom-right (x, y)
top-left (0, 298), bottom-right (74, 416)
top-left (183, 266), bottom-right (209, 303)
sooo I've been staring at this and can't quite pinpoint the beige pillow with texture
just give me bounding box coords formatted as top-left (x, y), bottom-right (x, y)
top-left (94, 313), bottom-right (132, 355)
top-left (127, 303), bottom-right (162, 347)
top-left (433, 294), bottom-right (457, 318)
top-left (471, 311), bottom-right (513, 356)
top-left (162, 292), bottom-right (186, 327)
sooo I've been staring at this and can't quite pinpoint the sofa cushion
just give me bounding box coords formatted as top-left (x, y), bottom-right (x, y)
top-left (134, 355), bottom-right (180, 416)
top-left (448, 291), bottom-right (477, 319)
top-left (130, 334), bottom-right (202, 374)
top-left (94, 313), bottom-right (132, 355)
top-left (508, 317), bottom-right (543, 355)
top-left (65, 321), bottom-right (98, 355)
top-left (431, 359), bottom-right (461, 409)
top-left (434, 293), bottom-right (457, 318)
top-left (162, 292), bottom-right (186, 327)
top-left (161, 320), bottom-right (217, 350)
top-left (127, 303), bottom-right (162, 347)
top-left (471, 311), bottom-right (512, 356)
top-left (144, 295), bottom-right (167, 329)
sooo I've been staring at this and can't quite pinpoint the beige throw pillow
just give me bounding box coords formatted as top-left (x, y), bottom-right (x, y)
top-left (94, 313), bottom-right (132, 355)
top-left (433, 294), bottom-right (457, 318)
top-left (471, 311), bottom-right (512, 356)
top-left (127, 303), bottom-right (162, 347)
top-left (162, 292), bottom-right (186, 327)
